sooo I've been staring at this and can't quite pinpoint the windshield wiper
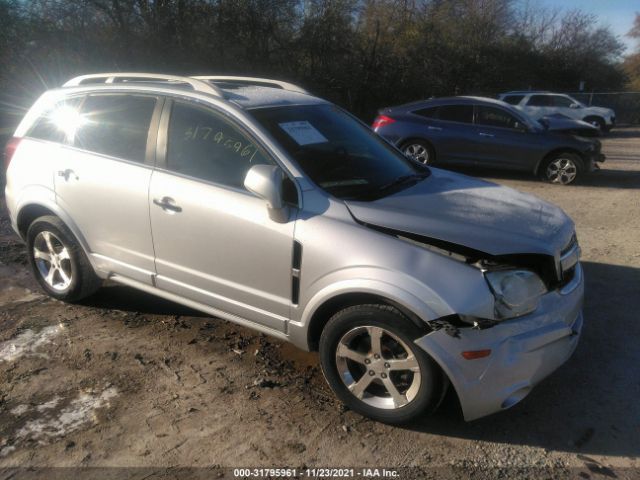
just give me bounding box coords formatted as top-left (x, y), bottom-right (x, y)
top-left (377, 172), bottom-right (429, 193)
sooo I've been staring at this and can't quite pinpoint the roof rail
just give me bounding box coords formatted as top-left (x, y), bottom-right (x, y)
top-left (63, 73), bottom-right (224, 97)
top-left (192, 76), bottom-right (308, 94)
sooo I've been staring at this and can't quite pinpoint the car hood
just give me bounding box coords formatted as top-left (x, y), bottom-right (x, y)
top-left (542, 115), bottom-right (597, 132)
top-left (345, 168), bottom-right (575, 258)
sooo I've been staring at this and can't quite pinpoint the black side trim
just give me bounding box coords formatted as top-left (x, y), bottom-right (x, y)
top-left (291, 240), bottom-right (303, 304)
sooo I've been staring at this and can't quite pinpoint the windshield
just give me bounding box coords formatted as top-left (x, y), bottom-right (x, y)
top-left (249, 104), bottom-right (428, 200)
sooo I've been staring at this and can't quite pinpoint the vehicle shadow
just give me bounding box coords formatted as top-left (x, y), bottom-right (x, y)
top-left (80, 283), bottom-right (206, 317)
top-left (446, 165), bottom-right (640, 190)
top-left (605, 126), bottom-right (640, 139)
top-left (406, 260), bottom-right (640, 458)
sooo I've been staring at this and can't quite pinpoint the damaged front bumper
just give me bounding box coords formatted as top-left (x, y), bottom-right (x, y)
top-left (415, 262), bottom-right (584, 421)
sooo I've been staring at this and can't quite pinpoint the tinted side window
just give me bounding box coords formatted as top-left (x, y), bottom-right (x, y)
top-left (527, 95), bottom-right (552, 107)
top-left (166, 101), bottom-right (273, 189)
top-left (74, 95), bottom-right (156, 163)
top-left (413, 107), bottom-right (438, 118)
top-left (28, 97), bottom-right (84, 144)
top-left (476, 106), bottom-right (521, 129)
top-left (502, 95), bottom-right (524, 105)
top-left (552, 95), bottom-right (574, 107)
top-left (437, 105), bottom-right (473, 123)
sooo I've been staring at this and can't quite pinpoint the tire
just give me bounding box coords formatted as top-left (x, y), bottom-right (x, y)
top-left (401, 139), bottom-right (435, 165)
top-left (584, 116), bottom-right (605, 131)
top-left (26, 215), bottom-right (102, 302)
top-left (319, 304), bottom-right (443, 424)
top-left (540, 152), bottom-right (583, 185)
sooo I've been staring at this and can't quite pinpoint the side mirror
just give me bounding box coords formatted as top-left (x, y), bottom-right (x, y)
top-left (570, 103), bottom-right (580, 109)
top-left (244, 164), bottom-right (290, 223)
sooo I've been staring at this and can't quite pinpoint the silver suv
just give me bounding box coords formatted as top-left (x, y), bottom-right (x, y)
top-left (499, 91), bottom-right (616, 132)
top-left (4, 73), bottom-right (584, 423)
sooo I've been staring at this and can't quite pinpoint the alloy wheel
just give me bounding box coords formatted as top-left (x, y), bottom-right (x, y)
top-left (404, 144), bottom-right (430, 164)
top-left (335, 325), bottom-right (421, 409)
top-left (33, 231), bottom-right (73, 291)
top-left (546, 157), bottom-right (578, 185)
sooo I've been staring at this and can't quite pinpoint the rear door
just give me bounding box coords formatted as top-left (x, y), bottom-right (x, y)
top-left (473, 104), bottom-right (541, 170)
top-left (523, 94), bottom-right (553, 119)
top-left (148, 99), bottom-right (296, 333)
top-left (423, 104), bottom-right (476, 165)
top-left (54, 93), bottom-right (161, 284)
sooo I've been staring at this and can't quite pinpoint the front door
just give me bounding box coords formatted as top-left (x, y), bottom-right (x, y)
top-left (473, 105), bottom-right (539, 170)
top-left (54, 93), bottom-right (160, 284)
top-left (149, 99), bottom-right (295, 333)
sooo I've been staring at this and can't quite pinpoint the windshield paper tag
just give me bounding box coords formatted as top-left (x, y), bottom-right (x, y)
top-left (279, 121), bottom-right (328, 146)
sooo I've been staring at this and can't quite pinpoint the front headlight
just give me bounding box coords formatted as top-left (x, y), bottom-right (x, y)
top-left (484, 269), bottom-right (547, 319)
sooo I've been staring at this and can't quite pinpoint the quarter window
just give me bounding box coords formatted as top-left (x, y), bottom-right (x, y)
top-left (413, 107), bottom-right (438, 118)
top-left (437, 105), bottom-right (473, 123)
top-left (476, 106), bottom-right (521, 129)
top-left (74, 95), bottom-right (156, 163)
top-left (27, 97), bottom-right (84, 144)
top-left (166, 101), bottom-right (273, 188)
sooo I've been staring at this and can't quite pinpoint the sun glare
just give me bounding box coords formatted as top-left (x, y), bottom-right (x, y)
top-left (49, 105), bottom-right (85, 139)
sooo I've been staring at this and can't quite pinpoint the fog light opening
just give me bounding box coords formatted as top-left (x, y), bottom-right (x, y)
top-left (501, 387), bottom-right (532, 409)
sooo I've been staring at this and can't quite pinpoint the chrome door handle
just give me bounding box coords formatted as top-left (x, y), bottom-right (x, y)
top-left (478, 132), bottom-right (495, 138)
top-left (57, 169), bottom-right (78, 180)
top-left (153, 197), bottom-right (182, 213)
top-left (427, 126), bottom-right (443, 131)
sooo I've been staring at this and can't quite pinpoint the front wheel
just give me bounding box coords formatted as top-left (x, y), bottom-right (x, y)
top-left (540, 153), bottom-right (583, 185)
top-left (319, 304), bottom-right (443, 424)
top-left (585, 117), bottom-right (605, 131)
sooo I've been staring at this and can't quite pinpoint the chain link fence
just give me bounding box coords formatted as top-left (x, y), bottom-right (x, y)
top-left (569, 92), bottom-right (640, 124)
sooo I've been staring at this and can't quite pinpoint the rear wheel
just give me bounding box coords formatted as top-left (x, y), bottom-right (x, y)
top-left (27, 215), bottom-right (102, 301)
top-left (401, 140), bottom-right (435, 165)
top-left (540, 153), bottom-right (583, 185)
top-left (319, 304), bottom-right (443, 424)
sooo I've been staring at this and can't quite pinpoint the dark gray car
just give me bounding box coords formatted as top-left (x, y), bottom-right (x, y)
top-left (373, 96), bottom-right (605, 185)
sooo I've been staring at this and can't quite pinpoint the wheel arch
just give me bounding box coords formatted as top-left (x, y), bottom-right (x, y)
top-left (397, 136), bottom-right (436, 160)
top-left (16, 201), bottom-right (93, 261)
top-left (304, 291), bottom-right (435, 352)
top-left (582, 115), bottom-right (605, 126)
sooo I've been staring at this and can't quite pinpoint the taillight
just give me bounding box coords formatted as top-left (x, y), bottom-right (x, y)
top-left (4, 137), bottom-right (21, 171)
top-left (372, 115), bottom-right (396, 130)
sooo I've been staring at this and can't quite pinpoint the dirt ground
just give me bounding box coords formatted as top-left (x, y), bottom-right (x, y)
top-left (1, 128), bottom-right (639, 480)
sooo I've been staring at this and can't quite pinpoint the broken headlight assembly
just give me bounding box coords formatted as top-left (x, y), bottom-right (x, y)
top-left (484, 269), bottom-right (547, 319)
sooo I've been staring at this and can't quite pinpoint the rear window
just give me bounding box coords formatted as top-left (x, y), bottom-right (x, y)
top-left (27, 97), bottom-right (85, 144)
top-left (413, 107), bottom-right (438, 118)
top-left (73, 94), bottom-right (156, 163)
top-left (502, 95), bottom-right (524, 105)
top-left (437, 105), bottom-right (473, 123)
